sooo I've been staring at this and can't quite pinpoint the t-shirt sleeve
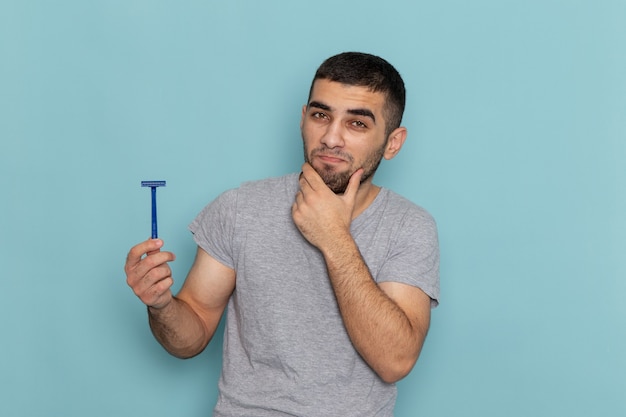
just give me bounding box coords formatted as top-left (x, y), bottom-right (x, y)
top-left (378, 208), bottom-right (440, 307)
top-left (188, 188), bottom-right (238, 270)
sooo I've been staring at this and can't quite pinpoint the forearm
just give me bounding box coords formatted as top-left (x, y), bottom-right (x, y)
top-left (148, 297), bottom-right (211, 359)
top-left (321, 236), bottom-right (425, 383)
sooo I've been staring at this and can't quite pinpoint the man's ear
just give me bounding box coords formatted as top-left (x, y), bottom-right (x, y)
top-left (300, 105), bottom-right (307, 129)
top-left (383, 127), bottom-right (408, 160)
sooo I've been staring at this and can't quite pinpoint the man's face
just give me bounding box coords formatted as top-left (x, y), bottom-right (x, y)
top-left (300, 79), bottom-right (390, 194)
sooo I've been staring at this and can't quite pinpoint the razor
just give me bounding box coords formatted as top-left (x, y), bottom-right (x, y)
top-left (141, 180), bottom-right (166, 239)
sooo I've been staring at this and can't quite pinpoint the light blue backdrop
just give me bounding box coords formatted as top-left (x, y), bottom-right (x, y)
top-left (1, 1), bottom-right (624, 416)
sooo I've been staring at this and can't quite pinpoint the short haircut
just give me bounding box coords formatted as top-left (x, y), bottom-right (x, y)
top-left (309, 52), bottom-right (406, 136)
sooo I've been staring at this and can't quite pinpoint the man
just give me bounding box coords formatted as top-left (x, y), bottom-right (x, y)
top-left (125, 52), bottom-right (439, 416)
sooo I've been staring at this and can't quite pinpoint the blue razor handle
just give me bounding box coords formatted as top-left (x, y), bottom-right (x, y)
top-left (141, 181), bottom-right (166, 238)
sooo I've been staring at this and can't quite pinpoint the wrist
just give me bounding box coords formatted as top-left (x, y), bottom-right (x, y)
top-left (147, 298), bottom-right (174, 317)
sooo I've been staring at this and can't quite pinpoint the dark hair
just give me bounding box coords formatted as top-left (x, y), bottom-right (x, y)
top-left (309, 52), bottom-right (406, 136)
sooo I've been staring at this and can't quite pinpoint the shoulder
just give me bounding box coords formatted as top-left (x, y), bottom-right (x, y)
top-left (212, 173), bottom-right (299, 203)
top-left (215, 173), bottom-right (300, 217)
top-left (239, 172), bottom-right (300, 194)
top-left (380, 188), bottom-right (437, 230)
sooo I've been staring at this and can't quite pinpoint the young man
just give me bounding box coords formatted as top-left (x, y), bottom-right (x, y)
top-left (125, 52), bottom-right (439, 416)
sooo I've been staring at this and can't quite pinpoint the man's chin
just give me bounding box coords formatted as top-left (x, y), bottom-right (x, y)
top-left (319, 171), bottom-right (351, 194)
top-left (308, 160), bottom-right (351, 193)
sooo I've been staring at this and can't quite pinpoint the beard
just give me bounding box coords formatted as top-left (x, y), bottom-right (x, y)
top-left (303, 141), bottom-right (386, 194)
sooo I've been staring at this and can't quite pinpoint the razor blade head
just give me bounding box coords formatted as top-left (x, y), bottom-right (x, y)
top-left (141, 180), bottom-right (166, 187)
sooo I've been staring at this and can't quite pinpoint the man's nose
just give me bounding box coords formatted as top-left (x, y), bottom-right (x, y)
top-left (320, 121), bottom-right (345, 148)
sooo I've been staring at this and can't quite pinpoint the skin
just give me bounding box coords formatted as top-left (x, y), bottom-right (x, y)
top-left (124, 79), bottom-right (432, 383)
top-left (125, 240), bottom-right (235, 359)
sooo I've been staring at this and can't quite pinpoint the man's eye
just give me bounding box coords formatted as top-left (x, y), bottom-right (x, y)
top-left (313, 112), bottom-right (328, 119)
top-left (352, 120), bottom-right (367, 128)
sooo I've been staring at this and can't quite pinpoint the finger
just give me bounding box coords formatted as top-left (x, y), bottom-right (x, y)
top-left (147, 277), bottom-right (174, 307)
top-left (126, 239), bottom-right (164, 269)
top-left (129, 259), bottom-right (174, 300)
top-left (344, 168), bottom-right (364, 200)
top-left (138, 263), bottom-right (173, 292)
top-left (294, 190), bottom-right (303, 205)
top-left (300, 162), bottom-right (323, 191)
top-left (298, 163), bottom-right (311, 188)
top-left (131, 250), bottom-right (176, 282)
top-left (298, 171), bottom-right (309, 191)
top-left (138, 274), bottom-right (174, 308)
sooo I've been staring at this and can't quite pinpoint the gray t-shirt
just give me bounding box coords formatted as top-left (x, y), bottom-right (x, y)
top-left (189, 173), bottom-right (439, 416)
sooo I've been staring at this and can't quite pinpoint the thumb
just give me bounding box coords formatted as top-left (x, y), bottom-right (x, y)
top-left (344, 168), bottom-right (364, 199)
top-left (147, 238), bottom-right (163, 256)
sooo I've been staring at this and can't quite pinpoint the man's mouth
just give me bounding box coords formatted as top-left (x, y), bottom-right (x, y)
top-left (312, 150), bottom-right (352, 165)
top-left (317, 154), bottom-right (345, 164)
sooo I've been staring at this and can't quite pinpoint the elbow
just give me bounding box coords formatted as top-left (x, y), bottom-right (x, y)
top-left (368, 337), bottom-right (426, 383)
top-left (172, 350), bottom-right (202, 360)
top-left (159, 342), bottom-right (206, 359)
top-left (376, 357), bottom-right (418, 384)
top-left (152, 329), bottom-right (211, 360)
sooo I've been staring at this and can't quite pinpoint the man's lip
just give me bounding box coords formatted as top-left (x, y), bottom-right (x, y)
top-left (317, 154), bottom-right (346, 164)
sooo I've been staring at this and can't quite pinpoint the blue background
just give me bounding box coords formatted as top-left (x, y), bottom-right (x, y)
top-left (1, 1), bottom-right (624, 416)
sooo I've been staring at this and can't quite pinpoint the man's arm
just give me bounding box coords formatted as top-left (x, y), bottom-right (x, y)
top-left (292, 163), bottom-right (431, 383)
top-left (321, 236), bottom-right (431, 383)
top-left (125, 239), bottom-right (235, 358)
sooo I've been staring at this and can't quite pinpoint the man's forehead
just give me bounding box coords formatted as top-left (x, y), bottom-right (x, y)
top-left (309, 80), bottom-right (385, 109)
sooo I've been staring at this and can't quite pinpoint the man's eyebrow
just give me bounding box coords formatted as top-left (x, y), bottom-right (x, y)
top-left (308, 101), bottom-right (376, 124)
top-left (308, 101), bottom-right (331, 111)
top-left (348, 108), bottom-right (376, 124)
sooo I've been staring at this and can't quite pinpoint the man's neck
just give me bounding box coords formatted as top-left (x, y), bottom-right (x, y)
top-left (352, 181), bottom-right (381, 220)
